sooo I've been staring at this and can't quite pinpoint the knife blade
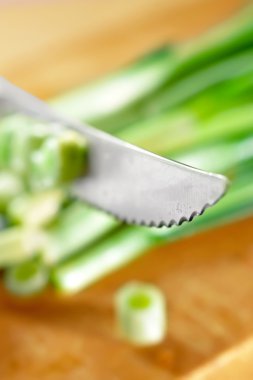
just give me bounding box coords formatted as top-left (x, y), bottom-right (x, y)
top-left (0, 78), bottom-right (228, 226)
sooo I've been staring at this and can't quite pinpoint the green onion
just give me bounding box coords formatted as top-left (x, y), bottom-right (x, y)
top-left (160, 105), bottom-right (253, 156)
top-left (117, 104), bottom-right (253, 155)
top-left (0, 123), bottom-right (14, 168)
top-left (0, 227), bottom-right (45, 267)
top-left (0, 116), bottom-right (88, 190)
top-left (7, 189), bottom-right (65, 227)
top-left (115, 282), bottom-right (167, 346)
top-left (4, 258), bottom-right (49, 296)
top-left (0, 172), bottom-right (24, 212)
top-left (0, 116), bottom-right (53, 176)
top-left (52, 48), bottom-right (174, 132)
top-left (43, 202), bottom-right (119, 264)
top-left (30, 130), bottom-right (88, 190)
top-left (172, 4), bottom-right (253, 80)
top-left (175, 137), bottom-right (253, 176)
top-left (148, 48), bottom-right (253, 114)
top-left (51, 225), bottom-right (156, 293)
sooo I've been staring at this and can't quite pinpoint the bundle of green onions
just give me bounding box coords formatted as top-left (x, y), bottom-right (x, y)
top-left (0, 5), bottom-right (253, 297)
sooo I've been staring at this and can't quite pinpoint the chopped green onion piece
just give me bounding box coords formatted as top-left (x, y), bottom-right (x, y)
top-left (0, 227), bottom-right (45, 267)
top-left (55, 130), bottom-right (88, 182)
top-left (115, 282), bottom-right (167, 346)
top-left (0, 172), bottom-right (24, 211)
top-left (4, 258), bottom-right (49, 296)
top-left (7, 189), bottom-right (65, 227)
top-left (30, 130), bottom-right (88, 189)
top-left (0, 115), bottom-right (58, 176)
top-left (7, 122), bottom-right (36, 175)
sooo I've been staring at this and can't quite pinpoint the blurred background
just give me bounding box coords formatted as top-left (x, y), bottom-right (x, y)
top-left (1, 0), bottom-right (253, 379)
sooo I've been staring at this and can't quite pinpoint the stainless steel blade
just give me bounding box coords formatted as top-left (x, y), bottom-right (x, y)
top-left (0, 78), bottom-right (229, 226)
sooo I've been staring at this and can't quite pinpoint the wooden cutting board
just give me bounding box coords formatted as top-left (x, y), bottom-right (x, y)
top-left (0, 1), bottom-right (252, 379)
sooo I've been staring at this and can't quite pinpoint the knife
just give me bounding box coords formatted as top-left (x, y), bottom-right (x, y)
top-left (0, 78), bottom-right (229, 227)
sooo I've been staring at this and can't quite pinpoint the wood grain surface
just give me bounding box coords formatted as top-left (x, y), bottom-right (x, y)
top-left (0, 0), bottom-right (252, 379)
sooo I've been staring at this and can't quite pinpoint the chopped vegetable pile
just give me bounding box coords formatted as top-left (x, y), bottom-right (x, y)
top-left (0, 5), bottom-right (253, 296)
